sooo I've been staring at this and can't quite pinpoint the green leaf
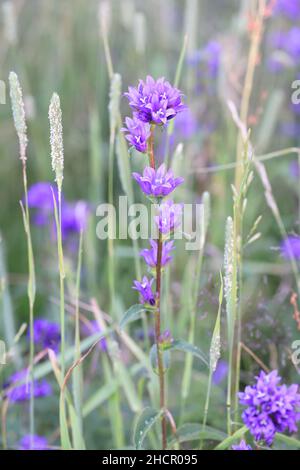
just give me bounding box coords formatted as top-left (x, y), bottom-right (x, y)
top-left (120, 304), bottom-right (148, 330)
top-left (133, 407), bottom-right (163, 450)
top-left (275, 433), bottom-right (300, 449)
top-left (169, 423), bottom-right (227, 447)
top-left (170, 340), bottom-right (209, 367)
top-left (215, 425), bottom-right (248, 450)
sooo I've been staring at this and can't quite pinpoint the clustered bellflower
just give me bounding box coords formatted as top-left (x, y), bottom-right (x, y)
top-left (239, 370), bottom-right (300, 446)
top-left (5, 370), bottom-right (52, 403)
top-left (132, 164), bottom-right (184, 198)
top-left (124, 76), bottom-right (185, 348)
top-left (19, 435), bottom-right (49, 450)
top-left (231, 440), bottom-right (252, 451)
top-left (124, 75), bottom-right (186, 126)
top-left (27, 181), bottom-right (90, 242)
top-left (29, 318), bottom-right (60, 352)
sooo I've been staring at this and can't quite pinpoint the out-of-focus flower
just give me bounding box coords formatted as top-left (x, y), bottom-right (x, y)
top-left (188, 40), bottom-right (221, 79)
top-left (212, 360), bottom-right (228, 385)
top-left (155, 200), bottom-right (183, 234)
top-left (133, 276), bottom-right (156, 305)
top-left (82, 320), bottom-right (107, 352)
top-left (274, 0), bottom-right (300, 20)
top-left (132, 164), bottom-right (184, 198)
top-left (232, 440), bottom-right (252, 451)
top-left (61, 201), bottom-right (90, 240)
top-left (121, 115), bottom-right (151, 153)
top-left (28, 318), bottom-right (60, 352)
top-left (239, 370), bottom-right (300, 446)
top-left (19, 434), bottom-right (49, 450)
top-left (290, 160), bottom-right (300, 178)
top-left (5, 370), bottom-right (52, 403)
top-left (124, 76), bottom-right (186, 125)
top-left (27, 182), bottom-right (59, 225)
top-left (280, 235), bottom-right (300, 259)
top-left (159, 329), bottom-right (173, 349)
top-left (140, 239), bottom-right (174, 268)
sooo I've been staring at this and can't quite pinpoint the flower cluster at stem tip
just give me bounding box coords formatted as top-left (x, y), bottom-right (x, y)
top-left (123, 76), bottom-right (185, 308)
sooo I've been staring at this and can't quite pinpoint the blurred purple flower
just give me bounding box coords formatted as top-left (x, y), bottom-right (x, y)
top-left (212, 360), bottom-right (228, 385)
top-left (280, 235), bottom-right (300, 259)
top-left (290, 160), bottom-right (300, 178)
top-left (121, 115), bottom-right (151, 153)
top-left (188, 41), bottom-right (221, 79)
top-left (285, 27), bottom-right (300, 61)
top-left (274, 0), bottom-right (300, 19)
top-left (140, 239), bottom-right (174, 268)
top-left (61, 201), bottom-right (90, 239)
top-left (27, 182), bottom-right (59, 225)
top-left (124, 76), bottom-right (186, 125)
top-left (133, 276), bottom-right (156, 305)
top-left (19, 435), bottom-right (49, 450)
top-left (239, 370), bottom-right (300, 446)
top-left (81, 320), bottom-right (107, 352)
top-left (174, 108), bottom-right (198, 139)
top-left (5, 370), bottom-right (52, 403)
top-left (132, 164), bottom-right (184, 198)
top-left (155, 200), bottom-right (183, 234)
top-left (159, 329), bottom-right (173, 348)
top-left (279, 121), bottom-right (300, 138)
top-left (232, 440), bottom-right (252, 451)
top-left (28, 318), bottom-right (60, 352)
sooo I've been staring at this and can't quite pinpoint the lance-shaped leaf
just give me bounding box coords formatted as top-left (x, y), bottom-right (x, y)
top-left (133, 407), bottom-right (163, 450)
top-left (119, 304), bottom-right (150, 330)
top-left (169, 340), bottom-right (208, 367)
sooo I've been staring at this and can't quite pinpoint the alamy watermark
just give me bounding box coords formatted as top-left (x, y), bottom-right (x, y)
top-left (291, 80), bottom-right (300, 105)
top-left (0, 340), bottom-right (6, 365)
top-left (0, 80), bottom-right (6, 104)
top-left (95, 197), bottom-right (205, 251)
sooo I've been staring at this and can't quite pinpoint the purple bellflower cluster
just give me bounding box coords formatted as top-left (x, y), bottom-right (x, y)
top-left (4, 369), bottom-right (52, 403)
top-left (28, 318), bottom-right (61, 353)
top-left (123, 75), bottom-right (185, 306)
top-left (239, 370), bottom-right (300, 446)
top-left (19, 434), bottom-right (49, 450)
top-left (27, 182), bottom-right (90, 242)
top-left (231, 440), bottom-right (252, 451)
top-left (280, 235), bottom-right (300, 260)
top-left (124, 75), bottom-right (186, 449)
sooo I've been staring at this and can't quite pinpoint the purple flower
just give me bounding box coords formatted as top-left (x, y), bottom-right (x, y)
top-left (121, 116), bottom-right (151, 153)
top-left (274, 0), bottom-right (300, 20)
top-left (28, 318), bottom-right (60, 352)
top-left (133, 276), bottom-right (156, 305)
top-left (27, 182), bottom-right (59, 226)
top-left (290, 160), bottom-right (300, 179)
top-left (284, 27), bottom-right (300, 62)
top-left (212, 360), bottom-right (228, 385)
top-left (81, 320), bottom-right (107, 352)
top-left (61, 201), bottom-right (90, 239)
top-left (280, 235), bottom-right (300, 260)
top-left (188, 41), bottom-right (221, 79)
top-left (19, 435), bottom-right (49, 450)
top-left (5, 370), bottom-right (52, 403)
top-left (132, 164), bottom-right (184, 198)
top-left (232, 440), bottom-right (252, 451)
top-left (124, 76), bottom-right (186, 125)
top-left (239, 370), bottom-right (300, 446)
top-left (140, 239), bottom-right (174, 268)
top-left (155, 200), bottom-right (183, 234)
top-left (159, 329), bottom-right (173, 348)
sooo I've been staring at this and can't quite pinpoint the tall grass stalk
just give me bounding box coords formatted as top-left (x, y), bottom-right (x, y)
top-left (108, 73), bottom-right (121, 318)
top-left (49, 93), bottom-right (65, 377)
top-left (72, 231), bottom-right (84, 438)
top-left (9, 71), bottom-right (36, 444)
top-left (200, 274), bottom-right (223, 449)
top-left (180, 192), bottom-right (210, 422)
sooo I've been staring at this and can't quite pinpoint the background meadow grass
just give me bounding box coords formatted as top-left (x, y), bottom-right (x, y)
top-left (0, 0), bottom-right (299, 450)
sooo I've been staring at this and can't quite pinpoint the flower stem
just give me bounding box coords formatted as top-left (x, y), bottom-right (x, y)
top-left (148, 125), bottom-right (156, 169)
top-left (155, 231), bottom-right (167, 449)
